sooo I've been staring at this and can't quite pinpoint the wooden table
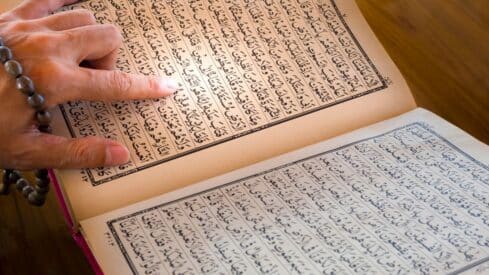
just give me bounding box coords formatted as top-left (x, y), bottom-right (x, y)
top-left (1, 1), bottom-right (488, 274)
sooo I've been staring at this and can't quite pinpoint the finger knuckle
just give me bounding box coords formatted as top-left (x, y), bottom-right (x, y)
top-left (0, 13), bottom-right (15, 25)
top-left (5, 20), bottom-right (31, 33)
top-left (29, 61), bottom-right (64, 106)
top-left (36, 33), bottom-right (54, 47)
top-left (75, 9), bottom-right (97, 24)
top-left (60, 30), bottom-right (77, 44)
top-left (30, 59), bottom-right (60, 79)
top-left (26, 32), bottom-right (63, 53)
top-left (102, 24), bottom-right (123, 45)
top-left (65, 140), bottom-right (99, 167)
top-left (148, 78), bottom-right (160, 92)
top-left (109, 71), bottom-right (133, 97)
top-left (104, 23), bottom-right (120, 34)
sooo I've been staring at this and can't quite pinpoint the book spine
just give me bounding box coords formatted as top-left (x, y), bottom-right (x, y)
top-left (49, 170), bottom-right (104, 275)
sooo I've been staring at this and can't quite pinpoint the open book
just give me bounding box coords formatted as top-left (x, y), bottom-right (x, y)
top-left (47, 0), bottom-right (488, 274)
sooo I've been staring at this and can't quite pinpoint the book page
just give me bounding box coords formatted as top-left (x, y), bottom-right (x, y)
top-left (80, 108), bottom-right (489, 274)
top-left (51, 0), bottom-right (415, 220)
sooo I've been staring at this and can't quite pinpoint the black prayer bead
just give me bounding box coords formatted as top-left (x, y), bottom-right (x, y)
top-left (27, 93), bottom-right (45, 110)
top-left (16, 75), bottom-right (35, 95)
top-left (0, 46), bottom-right (12, 63)
top-left (35, 184), bottom-right (49, 194)
top-left (15, 178), bottom-right (28, 191)
top-left (35, 177), bottom-right (50, 187)
top-left (36, 110), bottom-right (51, 126)
top-left (8, 170), bottom-right (21, 183)
top-left (35, 169), bottom-right (49, 179)
top-left (22, 185), bottom-right (34, 197)
top-left (2, 170), bottom-right (10, 184)
top-left (0, 170), bottom-right (10, 195)
top-left (4, 60), bottom-right (23, 77)
top-left (0, 39), bottom-right (52, 205)
top-left (38, 125), bottom-right (52, 133)
top-left (28, 191), bottom-right (45, 206)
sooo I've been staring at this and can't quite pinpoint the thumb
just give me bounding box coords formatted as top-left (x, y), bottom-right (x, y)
top-left (31, 135), bottom-right (130, 169)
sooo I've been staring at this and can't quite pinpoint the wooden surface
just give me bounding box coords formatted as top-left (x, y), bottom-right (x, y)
top-left (1, 1), bottom-right (488, 274)
top-left (358, 0), bottom-right (489, 144)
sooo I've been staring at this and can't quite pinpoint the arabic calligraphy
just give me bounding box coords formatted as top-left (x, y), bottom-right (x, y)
top-left (59, 0), bottom-right (386, 185)
top-left (108, 122), bottom-right (489, 274)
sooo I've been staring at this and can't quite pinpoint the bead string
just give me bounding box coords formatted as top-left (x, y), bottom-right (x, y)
top-left (0, 36), bottom-right (51, 206)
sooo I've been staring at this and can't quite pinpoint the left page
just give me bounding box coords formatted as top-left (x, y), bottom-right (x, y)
top-left (49, 0), bottom-right (415, 220)
top-left (80, 108), bottom-right (489, 274)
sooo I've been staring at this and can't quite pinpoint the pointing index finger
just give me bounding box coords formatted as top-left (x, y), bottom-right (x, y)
top-left (66, 68), bottom-right (178, 102)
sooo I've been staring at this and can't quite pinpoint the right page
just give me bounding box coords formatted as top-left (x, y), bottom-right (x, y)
top-left (81, 108), bottom-right (489, 274)
top-left (52, 0), bottom-right (415, 221)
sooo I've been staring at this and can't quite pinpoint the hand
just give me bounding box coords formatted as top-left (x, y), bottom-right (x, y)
top-left (0, 0), bottom-right (177, 170)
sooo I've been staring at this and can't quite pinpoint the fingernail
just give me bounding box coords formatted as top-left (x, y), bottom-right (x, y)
top-left (158, 77), bottom-right (178, 94)
top-left (105, 143), bottom-right (130, 166)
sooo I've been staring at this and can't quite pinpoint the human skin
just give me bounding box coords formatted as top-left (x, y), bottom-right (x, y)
top-left (0, 0), bottom-right (177, 170)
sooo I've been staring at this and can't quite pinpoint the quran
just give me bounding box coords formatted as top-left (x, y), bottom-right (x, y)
top-left (42, 0), bottom-right (489, 274)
